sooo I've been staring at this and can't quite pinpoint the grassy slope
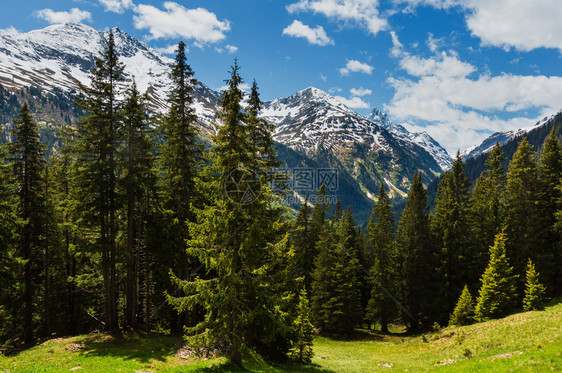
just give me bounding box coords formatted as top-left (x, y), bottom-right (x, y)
top-left (1, 300), bottom-right (561, 372)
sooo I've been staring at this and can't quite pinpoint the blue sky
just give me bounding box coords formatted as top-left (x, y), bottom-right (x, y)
top-left (1, 0), bottom-right (562, 153)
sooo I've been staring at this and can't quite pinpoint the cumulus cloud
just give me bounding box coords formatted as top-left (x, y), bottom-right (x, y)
top-left (335, 96), bottom-right (370, 109)
top-left (339, 59), bottom-right (373, 75)
top-left (287, 0), bottom-right (388, 35)
top-left (99, 0), bottom-right (133, 14)
top-left (34, 8), bottom-right (92, 24)
top-left (225, 45), bottom-right (238, 54)
top-left (0, 26), bottom-right (18, 35)
top-left (155, 44), bottom-right (181, 55)
top-left (133, 2), bottom-right (230, 44)
top-left (384, 33), bottom-right (562, 153)
top-left (350, 87), bottom-right (372, 96)
top-left (396, 0), bottom-right (562, 52)
top-left (282, 20), bottom-right (334, 46)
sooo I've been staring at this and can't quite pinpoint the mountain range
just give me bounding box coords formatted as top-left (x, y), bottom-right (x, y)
top-left (0, 22), bottom-right (459, 220)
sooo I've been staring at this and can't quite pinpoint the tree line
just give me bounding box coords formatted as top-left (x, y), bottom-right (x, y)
top-left (1, 31), bottom-right (560, 365)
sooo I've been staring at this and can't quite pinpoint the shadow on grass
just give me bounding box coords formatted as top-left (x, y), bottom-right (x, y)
top-left (320, 328), bottom-right (389, 342)
top-left (196, 361), bottom-right (334, 373)
top-left (77, 332), bottom-right (180, 364)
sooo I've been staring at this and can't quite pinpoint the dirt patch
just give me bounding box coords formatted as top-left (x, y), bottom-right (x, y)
top-left (491, 351), bottom-right (523, 361)
top-left (66, 343), bottom-right (88, 352)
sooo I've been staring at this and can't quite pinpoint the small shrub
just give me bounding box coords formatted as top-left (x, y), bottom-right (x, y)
top-left (463, 348), bottom-right (473, 359)
top-left (523, 259), bottom-right (547, 311)
top-left (449, 285), bottom-right (474, 326)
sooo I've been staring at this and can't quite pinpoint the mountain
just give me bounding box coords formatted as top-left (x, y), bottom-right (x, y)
top-left (0, 23), bottom-right (454, 221)
top-left (261, 87), bottom-right (446, 203)
top-left (0, 22), bottom-right (218, 131)
top-left (461, 115), bottom-right (555, 161)
top-left (365, 108), bottom-right (452, 171)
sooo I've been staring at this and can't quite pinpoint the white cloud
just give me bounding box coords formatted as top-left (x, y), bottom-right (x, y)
top-left (282, 20), bottom-right (334, 46)
top-left (465, 0), bottom-right (562, 52)
top-left (385, 34), bottom-right (562, 152)
top-left (320, 73), bottom-right (328, 81)
top-left (350, 87), bottom-right (372, 96)
top-left (155, 44), bottom-right (181, 55)
top-left (287, 0), bottom-right (388, 35)
top-left (99, 0), bottom-right (133, 14)
top-left (133, 2), bottom-right (230, 44)
top-left (0, 26), bottom-right (18, 35)
top-left (335, 96), bottom-right (370, 109)
top-left (225, 45), bottom-right (238, 54)
top-left (339, 59), bottom-right (373, 76)
top-left (34, 8), bottom-right (92, 24)
top-left (396, 0), bottom-right (562, 52)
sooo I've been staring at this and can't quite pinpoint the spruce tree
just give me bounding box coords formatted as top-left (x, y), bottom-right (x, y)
top-left (167, 62), bottom-right (290, 365)
top-left (537, 128), bottom-right (561, 290)
top-left (396, 172), bottom-right (437, 329)
top-left (523, 259), bottom-right (547, 311)
top-left (292, 198), bottom-right (314, 293)
top-left (311, 208), bottom-right (362, 335)
top-left (432, 153), bottom-right (472, 315)
top-left (449, 285), bottom-right (474, 326)
top-left (73, 30), bottom-right (124, 330)
top-left (504, 138), bottom-right (539, 292)
top-left (8, 102), bottom-right (45, 344)
top-left (470, 142), bottom-right (506, 278)
top-left (158, 41), bottom-right (204, 332)
top-left (0, 145), bottom-right (20, 343)
top-left (474, 232), bottom-right (518, 321)
top-left (366, 182), bottom-right (396, 333)
top-left (290, 288), bottom-right (314, 364)
top-left (120, 83), bottom-right (157, 329)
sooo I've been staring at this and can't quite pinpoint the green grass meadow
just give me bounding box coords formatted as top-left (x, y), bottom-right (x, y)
top-left (1, 299), bottom-right (560, 372)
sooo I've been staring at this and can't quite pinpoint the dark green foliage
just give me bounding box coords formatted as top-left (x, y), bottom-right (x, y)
top-left (523, 259), bottom-right (547, 311)
top-left (474, 232), bottom-right (518, 321)
top-left (290, 289), bottom-right (314, 364)
top-left (449, 285), bottom-right (474, 326)
top-left (0, 146), bottom-right (20, 345)
top-left (470, 143), bottom-right (507, 280)
top-left (432, 153), bottom-right (473, 316)
top-left (8, 102), bottom-right (46, 345)
top-left (397, 172), bottom-right (438, 329)
top-left (167, 61), bottom-right (291, 365)
top-left (536, 128), bottom-right (561, 290)
top-left (366, 182), bottom-right (397, 332)
top-left (311, 208), bottom-right (362, 335)
top-left (72, 31), bottom-right (125, 331)
top-left (504, 138), bottom-right (539, 292)
top-left (120, 83), bottom-right (157, 330)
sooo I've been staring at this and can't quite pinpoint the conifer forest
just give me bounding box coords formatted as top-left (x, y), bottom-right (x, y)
top-left (1, 32), bottom-right (561, 367)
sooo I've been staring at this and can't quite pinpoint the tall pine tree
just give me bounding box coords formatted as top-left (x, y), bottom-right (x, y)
top-left (504, 138), bottom-right (539, 292)
top-left (474, 231), bottom-right (517, 321)
top-left (432, 153), bottom-right (472, 316)
top-left (397, 172), bottom-right (437, 329)
top-left (366, 182), bottom-right (396, 333)
top-left (73, 31), bottom-right (124, 330)
top-left (8, 102), bottom-right (45, 344)
top-left (470, 142), bottom-right (506, 278)
top-left (537, 128), bottom-right (561, 290)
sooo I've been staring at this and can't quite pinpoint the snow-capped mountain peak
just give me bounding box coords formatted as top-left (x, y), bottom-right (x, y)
top-left (461, 114), bottom-right (556, 160)
top-left (365, 109), bottom-right (453, 171)
top-left (0, 23), bottom-right (219, 129)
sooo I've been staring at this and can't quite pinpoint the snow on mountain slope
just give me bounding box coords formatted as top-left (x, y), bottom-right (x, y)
top-left (366, 108), bottom-right (453, 171)
top-left (461, 114), bottom-right (555, 160)
top-left (0, 23), bottom-right (218, 129)
top-left (262, 87), bottom-right (395, 154)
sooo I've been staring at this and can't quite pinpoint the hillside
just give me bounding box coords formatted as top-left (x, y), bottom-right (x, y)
top-left (1, 299), bottom-right (560, 372)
